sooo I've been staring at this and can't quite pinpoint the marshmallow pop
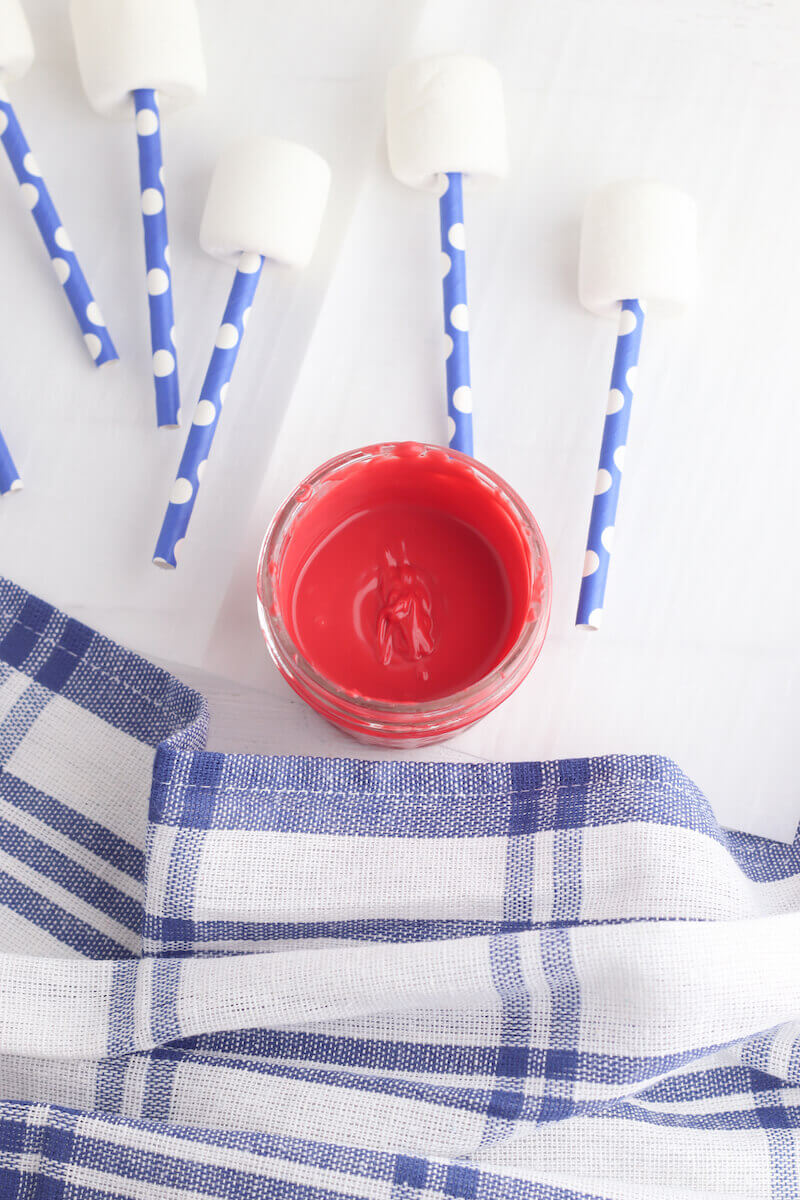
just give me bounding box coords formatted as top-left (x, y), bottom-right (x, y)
top-left (70, 0), bottom-right (207, 427)
top-left (0, 0), bottom-right (117, 379)
top-left (386, 55), bottom-right (508, 457)
top-left (153, 135), bottom-right (331, 568)
top-left (576, 179), bottom-right (697, 629)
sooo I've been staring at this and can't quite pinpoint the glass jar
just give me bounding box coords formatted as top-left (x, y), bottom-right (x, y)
top-left (257, 442), bottom-right (551, 747)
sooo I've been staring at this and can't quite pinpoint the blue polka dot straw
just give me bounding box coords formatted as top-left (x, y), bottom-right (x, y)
top-left (133, 89), bottom-right (180, 428)
top-left (0, 87), bottom-right (117, 366)
top-left (153, 252), bottom-right (263, 568)
top-left (439, 172), bottom-right (473, 456)
top-left (576, 298), bottom-right (644, 629)
top-left (0, 424), bottom-right (21, 496)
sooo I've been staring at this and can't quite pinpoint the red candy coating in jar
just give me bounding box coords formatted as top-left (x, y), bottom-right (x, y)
top-left (257, 443), bottom-right (551, 746)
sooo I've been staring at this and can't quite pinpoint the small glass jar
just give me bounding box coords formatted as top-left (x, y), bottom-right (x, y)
top-left (257, 443), bottom-right (551, 747)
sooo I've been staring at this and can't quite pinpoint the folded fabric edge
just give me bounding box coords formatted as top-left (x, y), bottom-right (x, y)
top-left (0, 575), bottom-right (209, 753)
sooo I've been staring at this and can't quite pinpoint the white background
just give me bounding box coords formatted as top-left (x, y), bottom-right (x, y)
top-left (0, 0), bottom-right (797, 839)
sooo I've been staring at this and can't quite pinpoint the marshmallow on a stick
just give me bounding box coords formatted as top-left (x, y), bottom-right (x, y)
top-left (386, 54), bottom-right (508, 457)
top-left (70, 0), bottom-right (207, 425)
top-left (576, 179), bottom-right (697, 629)
top-left (153, 135), bottom-right (330, 568)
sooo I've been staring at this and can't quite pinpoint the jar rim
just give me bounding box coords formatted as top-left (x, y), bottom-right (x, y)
top-left (256, 442), bottom-right (552, 733)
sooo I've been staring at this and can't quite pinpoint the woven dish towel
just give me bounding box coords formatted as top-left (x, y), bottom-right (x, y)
top-left (0, 576), bottom-right (798, 1199)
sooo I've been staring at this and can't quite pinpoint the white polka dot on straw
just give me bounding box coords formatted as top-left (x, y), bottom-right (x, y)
top-left (452, 386), bottom-right (472, 413)
top-left (141, 188), bottom-right (163, 215)
top-left (619, 309), bottom-right (637, 335)
top-left (450, 303), bottom-right (469, 332)
top-left (238, 252), bottom-right (262, 273)
top-left (20, 182), bottom-right (38, 209)
top-left (215, 323), bottom-right (239, 349)
top-left (135, 109), bottom-right (159, 136)
top-left (170, 478), bottom-right (193, 504)
top-left (153, 349), bottom-right (176, 377)
top-left (595, 469), bottom-right (612, 494)
top-left (147, 268), bottom-right (169, 295)
top-left (193, 400), bottom-right (216, 426)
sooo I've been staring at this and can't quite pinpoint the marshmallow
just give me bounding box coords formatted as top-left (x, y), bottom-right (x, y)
top-left (579, 179), bottom-right (697, 319)
top-left (386, 54), bottom-right (508, 191)
top-left (0, 0), bottom-right (34, 82)
top-left (200, 136), bottom-right (331, 270)
top-left (69, 0), bottom-right (206, 118)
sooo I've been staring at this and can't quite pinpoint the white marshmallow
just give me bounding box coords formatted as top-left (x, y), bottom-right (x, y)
top-left (0, 0), bottom-right (34, 82)
top-left (386, 54), bottom-right (508, 191)
top-left (579, 179), bottom-right (697, 318)
top-left (69, 0), bottom-right (206, 118)
top-left (200, 136), bottom-right (331, 270)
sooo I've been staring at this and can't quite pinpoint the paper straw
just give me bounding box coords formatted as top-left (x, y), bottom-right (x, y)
top-left (439, 172), bottom-right (473, 456)
top-left (153, 251), bottom-right (264, 568)
top-left (576, 298), bottom-right (645, 629)
top-left (133, 88), bottom-right (179, 427)
top-left (0, 426), bottom-right (21, 496)
top-left (0, 88), bottom-right (117, 366)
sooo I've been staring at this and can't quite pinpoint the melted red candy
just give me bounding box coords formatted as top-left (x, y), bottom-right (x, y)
top-left (275, 446), bottom-right (533, 704)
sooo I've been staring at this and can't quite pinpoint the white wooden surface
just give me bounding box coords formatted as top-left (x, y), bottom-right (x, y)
top-left (0, 0), bottom-right (797, 840)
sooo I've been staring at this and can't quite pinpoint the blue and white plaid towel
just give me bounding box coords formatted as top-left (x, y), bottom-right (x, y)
top-left (0, 576), bottom-right (798, 1199)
